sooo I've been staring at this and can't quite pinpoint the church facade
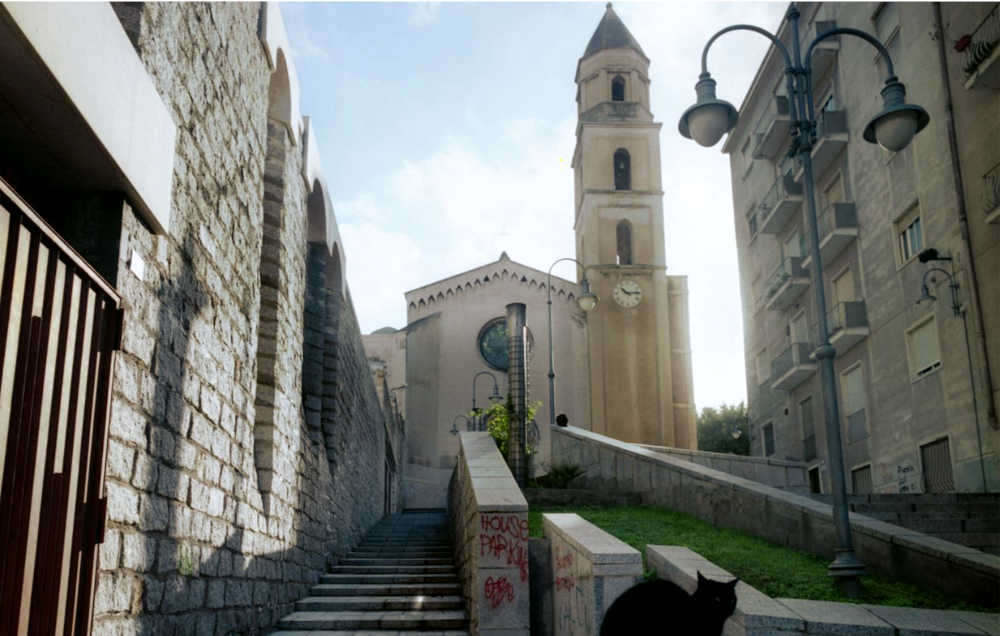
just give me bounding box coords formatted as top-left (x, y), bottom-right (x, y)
top-left (364, 4), bottom-right (698, 509)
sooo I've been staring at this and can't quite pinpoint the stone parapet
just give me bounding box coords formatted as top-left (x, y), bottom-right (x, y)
top-left (449, 432), bottom-right (530, 635)
top-left (640, 444), bottom-right (809, 494)
top-left (543, 513), bottom-right (642, 636)
top-left (646, 545), bottom-right (999, 636)
top-left (552, 425), bottom-right (1000, 607)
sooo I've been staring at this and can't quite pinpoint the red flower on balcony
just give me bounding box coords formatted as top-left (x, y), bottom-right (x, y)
top-left (954, 34), bottom-right (972, 52)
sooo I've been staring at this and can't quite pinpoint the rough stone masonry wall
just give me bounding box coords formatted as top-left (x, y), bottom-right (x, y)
top-left (552, 426), bottom-right (1000, 607)
top-left (448, 433), bottom-right (531, 636)
top-left (94, 4), bottom-right (389, 634)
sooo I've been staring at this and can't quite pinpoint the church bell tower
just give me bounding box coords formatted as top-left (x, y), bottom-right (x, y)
top-left (573, 3), bottom-right (697, 447)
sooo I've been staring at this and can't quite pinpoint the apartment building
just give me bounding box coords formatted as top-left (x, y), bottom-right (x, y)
top-left (725, 2), bottom-right (999, 493)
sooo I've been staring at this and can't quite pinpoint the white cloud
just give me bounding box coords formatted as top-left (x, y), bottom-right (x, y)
top-left (409, 2), bottom-right (441, 28)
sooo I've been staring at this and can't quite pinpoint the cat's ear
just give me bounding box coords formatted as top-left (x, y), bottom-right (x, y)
top-left (727, 578), bottom-right (739, 588)
top-left (697, 571), bottom-right (707, 583)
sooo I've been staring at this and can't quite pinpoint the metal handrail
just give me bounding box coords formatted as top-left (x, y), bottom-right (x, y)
top-left (959, 4), bottom-right (1000, 76)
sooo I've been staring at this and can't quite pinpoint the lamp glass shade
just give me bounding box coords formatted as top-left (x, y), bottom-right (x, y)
top-left (874, 109), bottom-right (918, 152)
top-left (687, 104), bottom-right (731, 147)
top-left (577, 293), bottom-right (598, 312)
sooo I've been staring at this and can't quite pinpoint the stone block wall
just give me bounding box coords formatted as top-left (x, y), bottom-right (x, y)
top-left (640, 444), bottom-right (809, 494)
top-left (542, 513), bottom-right (642, 636)
top-left (91, 4), bottom-right (395, 634)
top-left (552, 426), bottom-right (1000, 607)
top-left (448, 432), bottom-right (531, 635)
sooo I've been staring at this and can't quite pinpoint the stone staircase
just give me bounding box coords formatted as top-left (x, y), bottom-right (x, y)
top-left (272, 510), bottom-right (469, 634)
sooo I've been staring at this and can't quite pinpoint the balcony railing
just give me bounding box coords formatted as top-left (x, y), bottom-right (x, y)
top-left (759, 164), bottom-right (804, 234)
top-left (984, 160), bottom-right (1000, 224)
top-left (771, 341), bottom-right (818, 391)
top-left (810, 108), bottom-right (848, 178)
top-left (827, 300), bottom-right (870, 355)
top-left (960, 4), bottom-right (1000, 89)
top-left (764, 256), bottom-right (809, 311)
top-left (752, 95), bottom-right (792, 160)
top-left (802, 202), bottom-right (858, 268)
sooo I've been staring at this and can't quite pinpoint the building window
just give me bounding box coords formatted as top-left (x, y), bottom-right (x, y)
top-left (614, 149), bottom-right (631, 190)
top-left (763, 422), bottom-right (775, 457)
top-left (920, 437), bottom-right (955, 492)
top-left (852, 464), bottom-right (873, 494)
top-left (478, 317), bottom-right (533, 372)
top-left (800, 396), bottom-right (816, 461)
top-left (898, 215), bottom-right (923, 263)
top-left (840, 364), bottom-right (867, 443)
top-left (906, 316), bottom-right (941, 379)
top-left (873, 2), bottom-right (901, 78)
top-left (616, 221), bottom-right (632, 265)
top-left (611, 75), bottom-right (625, 101)
top-left (755, 348), bottom-right (768, 386)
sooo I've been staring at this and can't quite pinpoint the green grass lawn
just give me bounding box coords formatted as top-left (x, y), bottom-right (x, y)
top-left (530, 505), bottom-right (998, 613)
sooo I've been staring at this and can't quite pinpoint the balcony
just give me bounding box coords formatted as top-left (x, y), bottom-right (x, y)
top-left (801, 202), bottom-right (858, 269)
top-left (961, 4), bottom-right (1000, 90)
top-left (984, 160), bottom-right (1000, 224)
top-left (765, 256), bottom-right (809, 311)
top-left (752, 95), bottom-right (792, 160)
top-left (810, 109), bottom-right (848, 178)
top-left (827, 300), bottom-right (869, 355)
top-left (771, 342), bottom-right (818, 391)
top-left (759, 165), bottom-right (804, 234)
top-left (810, 20), bottom-right (840, 80)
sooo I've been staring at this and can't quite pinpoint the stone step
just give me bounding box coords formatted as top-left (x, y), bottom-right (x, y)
top-left (319, 573), bottom-right (459, 585)
top-left (330, 565), bottom-right (456, 575)
top-left (295, 595), bottom-right (464, 612)
top-left (277, 609), bottom-right (468, 631)
top-left (310, 583), bottom-right (462, 597)
top-left (350, 546), bottom-right (453, 554)
top-left (340, 557), bottom-right (453, 565)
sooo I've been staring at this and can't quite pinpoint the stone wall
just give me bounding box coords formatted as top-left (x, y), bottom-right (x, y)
top-left (543, 513), bottom-right (642, 636)
top-left (552, 426), bottom-right (1000, 607)
top-left (91, 4), bottom-right (395, 634)
top-left (448, 432), bottom-right (531, 635)
top-left (639, 444), bottom-right (809, 494)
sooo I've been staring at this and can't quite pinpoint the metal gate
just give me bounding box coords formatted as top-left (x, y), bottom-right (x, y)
top-left (0, 178), bottom-right (122, 635)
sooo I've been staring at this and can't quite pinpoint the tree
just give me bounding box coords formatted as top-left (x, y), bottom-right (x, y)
top-left (697, 402), bottom-right (750, 455)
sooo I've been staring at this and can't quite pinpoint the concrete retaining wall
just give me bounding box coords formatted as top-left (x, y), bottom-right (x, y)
top-left (543, 513), bottom-right (642, 636)
top-left (641, 445), bottom-right (809, 494)
top-left (646, 545), bottom-right (999, 635)
top-left (448, 432), bottom-right (531, 635)
top-left (552, 426), bottom-right (1000, 607)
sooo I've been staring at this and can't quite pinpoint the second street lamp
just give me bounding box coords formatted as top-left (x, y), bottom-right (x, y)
top-left (678, 3), bottom-right (930, 596)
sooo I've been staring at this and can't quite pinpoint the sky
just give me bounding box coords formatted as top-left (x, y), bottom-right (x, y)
top-left (282, 1), bottom-right (788, 412)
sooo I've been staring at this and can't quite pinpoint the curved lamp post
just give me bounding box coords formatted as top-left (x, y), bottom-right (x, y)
top-left (472, 370), bottom-right (504, 432)
top-left (449, 414), bottom-right (472, 436)
top-left (678, 3), bottom-right (930, 596)
top-left (547, 257), bottom-right (599, 430)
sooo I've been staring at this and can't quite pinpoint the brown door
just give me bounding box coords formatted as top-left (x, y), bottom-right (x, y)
top-left (0, 179), bottom-right (122, 635)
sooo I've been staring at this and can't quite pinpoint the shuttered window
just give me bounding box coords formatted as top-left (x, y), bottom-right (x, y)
top-left (852, 465), bottom-right (873, 494)
top-left (841, 365), bottom-right (867, 442)
top-left (921, 438), bottom-right (955, 492)
top-left (907, 317), bottom-right (941, 379)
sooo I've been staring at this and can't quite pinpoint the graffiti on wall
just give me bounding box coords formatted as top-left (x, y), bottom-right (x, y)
top-left (480, 513), bottom-right (530, 582)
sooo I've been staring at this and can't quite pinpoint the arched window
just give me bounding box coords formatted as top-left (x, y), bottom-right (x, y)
top-left (616, 221), bottom-right (632, 265)
top-left (611, 75), bottom-right (625, 102)
top-left (614, 148), bottom-right (631, 191)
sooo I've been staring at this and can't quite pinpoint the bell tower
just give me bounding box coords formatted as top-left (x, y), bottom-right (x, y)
top-left (573, 3), bottom-right (696, 447)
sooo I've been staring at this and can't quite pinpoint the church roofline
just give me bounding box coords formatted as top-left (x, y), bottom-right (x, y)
top-left (404, 253), bottom-right (579, 301)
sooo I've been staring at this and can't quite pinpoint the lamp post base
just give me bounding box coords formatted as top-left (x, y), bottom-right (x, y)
top-left (828, 549), bottom-right (866, 597)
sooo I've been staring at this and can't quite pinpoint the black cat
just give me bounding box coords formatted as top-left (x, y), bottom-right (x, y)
top-left (600, 571), bottom-right (739, 636)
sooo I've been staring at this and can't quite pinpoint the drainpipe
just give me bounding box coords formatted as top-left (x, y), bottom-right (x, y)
top-left (932, 2), bottom-right (998, 432)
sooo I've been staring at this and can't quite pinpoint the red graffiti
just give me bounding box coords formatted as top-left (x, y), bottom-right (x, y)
top-left (555, 576), bottom-right (575, 591)
top-left (481, 514), bottom-right (529, 540)
top-left (480, 532), bottom-right (529, 582)
top-left (555, 551), bottom-right (573, 571)
top-left (484, 575), bottom-right (515, 609)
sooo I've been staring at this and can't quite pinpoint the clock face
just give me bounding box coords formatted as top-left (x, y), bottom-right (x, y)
top-left (613, 280), bottom-right (642, 308)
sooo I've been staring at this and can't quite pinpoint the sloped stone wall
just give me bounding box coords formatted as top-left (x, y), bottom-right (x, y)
top-left (93, 4), bottom-right (392, 634)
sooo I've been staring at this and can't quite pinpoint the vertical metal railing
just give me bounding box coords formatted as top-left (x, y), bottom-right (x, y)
top-left (959, 4), bottom-right (1000, 76)
top-left (0, 177), bottom-right (122, 636)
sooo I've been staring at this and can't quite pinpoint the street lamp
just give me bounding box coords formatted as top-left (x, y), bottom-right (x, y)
top-left (678, 3), bottom-right (930, 596)
top-left (450, 414), bottom-right (472, 436)
top-left (472, 370), bottom-right (503, 432)
top-left (547, 257), bottom-right (599, 429)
